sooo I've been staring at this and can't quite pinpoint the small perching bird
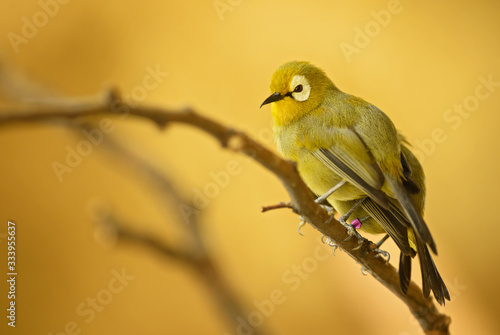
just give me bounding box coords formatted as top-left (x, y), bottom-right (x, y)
top-left (261, 61), bottom-right (450, 305)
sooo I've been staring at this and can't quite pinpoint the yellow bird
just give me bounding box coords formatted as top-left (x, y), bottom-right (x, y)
top-left (261, 61), bottom-right (450, 305)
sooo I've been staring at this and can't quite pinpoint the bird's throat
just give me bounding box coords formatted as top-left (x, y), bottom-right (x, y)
top-left (271, 103), bottom-right (304, 127)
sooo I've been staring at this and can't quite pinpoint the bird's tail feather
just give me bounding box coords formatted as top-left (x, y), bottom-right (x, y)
top-left (399, 253), bottom-right (412, 295)
top-left (415, 237), bottom-right (450, 305)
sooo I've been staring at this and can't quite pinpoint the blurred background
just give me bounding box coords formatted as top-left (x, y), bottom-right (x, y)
top-left (0, 0), bottom-right (499, 334)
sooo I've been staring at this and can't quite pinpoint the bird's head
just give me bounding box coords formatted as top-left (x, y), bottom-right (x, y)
top-left (261, 61), bottom-right (336, 126)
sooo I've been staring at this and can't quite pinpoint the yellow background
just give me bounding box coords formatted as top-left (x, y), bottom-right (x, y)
top-left (0, 0), bottom-right (499, 334)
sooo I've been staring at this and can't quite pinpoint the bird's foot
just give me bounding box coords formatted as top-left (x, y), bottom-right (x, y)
top-left (297, 217), bottom-right (307, 236)
top-left (339, 215), bottom-right (365, 250)
top-left (373, 248), bottom-right (390, 264)
top-left (319, 204), bottom-right (334, 214)
top-left (321, 235), bottom-right (338, 256)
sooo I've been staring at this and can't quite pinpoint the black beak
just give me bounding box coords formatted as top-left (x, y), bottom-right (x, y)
top-left (260, 92), bottom-right (284, 108)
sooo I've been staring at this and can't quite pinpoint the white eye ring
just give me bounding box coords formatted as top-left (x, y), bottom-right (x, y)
top-left (290, 75), bottom-right (311, 102)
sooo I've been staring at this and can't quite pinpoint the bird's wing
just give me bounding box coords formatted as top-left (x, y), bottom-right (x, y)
top-left (400, 151), bottom-right (420, 194)
top-left (350, 105), bottom-right (437, 254)
top-left (384, 175), bottom-right (437, 254)
top-left (361, 198), bottom-right (414, 256)
top-left (311, 128), bottom-right (390, 209)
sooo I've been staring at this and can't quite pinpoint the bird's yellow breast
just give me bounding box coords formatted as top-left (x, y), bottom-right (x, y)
top-left (274, 117), bottom-right (368, 201)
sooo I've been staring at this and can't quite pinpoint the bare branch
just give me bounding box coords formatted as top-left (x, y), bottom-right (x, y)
top-left (83, 122), bottom-right (272, 335)
top-left (261, 202), bottom-right (294, 213)
top-left (102, 213), bottom-right (197, 265)
top-left (99, 212), bottom-right (270, 334)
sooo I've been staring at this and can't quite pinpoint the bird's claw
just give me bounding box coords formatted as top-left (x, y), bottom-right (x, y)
top-left (321, 235), bottom-right (338, 256)
top-left (339, 216), bottom-right (364, 249)
top-left (328, 240), bottom-right (339, 256)
top-left (297, 218), bottom-right (306, 236)
top-left (338, 217), bottom-right (353, 240)
top-left (374, 248), bottom-right (390, 264)
top-left (319, 204), bottom-right (334, 214)
top-left (360, 265), bottom-right (369, 276)
top-left (352, 234), bottom-right (364, 250)
top-left (338, 214), bottom-right (352, 238)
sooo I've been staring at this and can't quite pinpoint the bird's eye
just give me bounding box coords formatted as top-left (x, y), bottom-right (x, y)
top-left (289, 75), bottom-right (311, 102)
